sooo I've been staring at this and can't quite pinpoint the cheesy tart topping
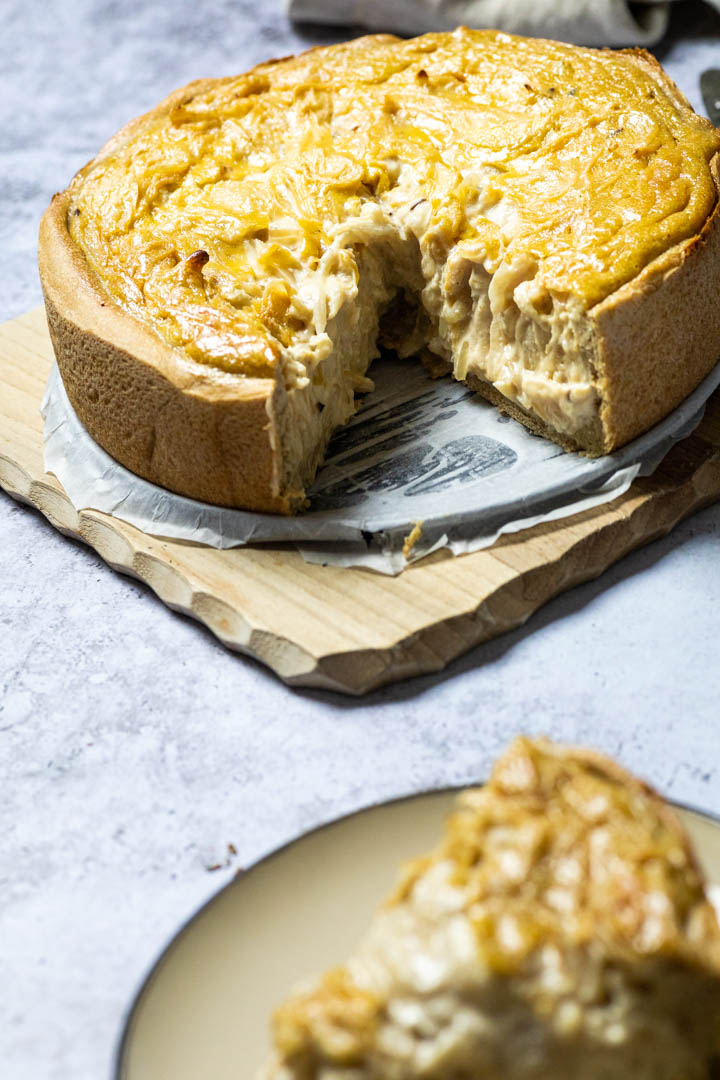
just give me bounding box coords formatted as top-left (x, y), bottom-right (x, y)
top-left (41, 30), bottom-right (720, 511)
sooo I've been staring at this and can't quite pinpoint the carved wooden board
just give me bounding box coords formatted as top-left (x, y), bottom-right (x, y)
top-left (3, 307), bottom-right (720, 695)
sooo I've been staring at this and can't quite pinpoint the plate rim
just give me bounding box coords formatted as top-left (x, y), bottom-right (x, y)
top-left (113, 787), bottom-right (720, 1080)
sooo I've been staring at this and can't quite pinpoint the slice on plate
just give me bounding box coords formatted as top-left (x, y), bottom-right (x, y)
top-left (39, 30), bottom-right (720, 512)
top-left (262, 738), bottom-right (720, 1079)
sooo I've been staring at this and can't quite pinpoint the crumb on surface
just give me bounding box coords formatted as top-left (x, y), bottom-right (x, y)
top-left (402, 520), bottom-right (423, 560)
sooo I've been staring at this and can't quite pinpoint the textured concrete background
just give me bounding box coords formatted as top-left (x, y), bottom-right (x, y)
top-left (2, 2), bottom-right (720, 1078)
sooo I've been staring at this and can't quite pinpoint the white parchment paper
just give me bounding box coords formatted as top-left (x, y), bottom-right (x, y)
top-left (286, 0), bottom-right (718, 47)
top-left (42, 354), bottom-right (720, 574)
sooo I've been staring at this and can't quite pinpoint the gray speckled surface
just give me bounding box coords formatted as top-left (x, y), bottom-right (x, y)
top-left (2, 3), bottom-right (720, 1078)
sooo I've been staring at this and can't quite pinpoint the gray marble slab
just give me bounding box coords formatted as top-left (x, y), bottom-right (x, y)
top-left (2, 3), bottom-right (720, 1078)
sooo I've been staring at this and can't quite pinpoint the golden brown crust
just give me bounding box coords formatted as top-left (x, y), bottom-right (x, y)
top-left (40, 188), bottom-right (295, 513)
top-left (593, 158), bottom-right (720, 451)
top-left (585, 50), bottom-right (720, 451)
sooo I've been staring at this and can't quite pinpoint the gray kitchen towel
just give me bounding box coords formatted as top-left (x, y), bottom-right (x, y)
top-left (286, 0), bottom-right (717, 47)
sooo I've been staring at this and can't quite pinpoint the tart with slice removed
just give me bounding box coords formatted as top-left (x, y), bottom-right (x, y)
top-left (39, 30), bottom-right (720, 512)
top-left (262, 737), bottom-right (720, 1079)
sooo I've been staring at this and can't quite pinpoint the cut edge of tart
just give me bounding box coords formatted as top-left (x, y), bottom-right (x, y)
top-left (38, 30), bottom-right (720, 513)
top-left (261, 737), bottom-right (720, 1080)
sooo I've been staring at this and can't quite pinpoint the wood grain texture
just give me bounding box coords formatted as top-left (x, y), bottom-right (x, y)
top-left (3, 307), bottom-right (720, 695)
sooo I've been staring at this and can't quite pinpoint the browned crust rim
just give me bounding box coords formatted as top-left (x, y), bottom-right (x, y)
top-left (39, 184), bottom-right (296, 513)
top-left (591, 152), bottom-right (720, 452)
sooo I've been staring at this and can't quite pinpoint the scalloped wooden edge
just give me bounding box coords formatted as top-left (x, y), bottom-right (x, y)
top-left (3, 307), bottom-right (720, 694)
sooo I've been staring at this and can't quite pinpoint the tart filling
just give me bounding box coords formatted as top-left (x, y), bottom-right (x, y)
top-left (43, 29), bottom-right (720, 509)
top-left (263, 739), bottom-right (720, 1079)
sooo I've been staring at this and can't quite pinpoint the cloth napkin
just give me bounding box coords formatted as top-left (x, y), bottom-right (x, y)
top-left (286, 0), bottom-right (708, 47)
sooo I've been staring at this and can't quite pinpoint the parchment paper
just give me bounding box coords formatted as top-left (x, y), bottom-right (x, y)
top-left (42, 354), bottom-right (720, 574)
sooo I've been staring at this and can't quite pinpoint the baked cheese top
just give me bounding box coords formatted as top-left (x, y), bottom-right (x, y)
top-left (67, 30), bottom-right (720, 379)
top-left (393, 737), bottom-right (720, 969)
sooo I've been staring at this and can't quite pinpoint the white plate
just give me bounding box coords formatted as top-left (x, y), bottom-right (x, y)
top-left (115, 791), bottom-right (720, 1080)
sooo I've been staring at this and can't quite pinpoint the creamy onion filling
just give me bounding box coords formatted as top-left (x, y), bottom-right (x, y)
top-left (269, 170), bottom-right (602, 499)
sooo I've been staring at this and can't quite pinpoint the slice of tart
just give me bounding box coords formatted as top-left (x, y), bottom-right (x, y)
top-left (39, 30), bottom-right (720, 512)
top-left (262, 738), bottom-right (720, 1079)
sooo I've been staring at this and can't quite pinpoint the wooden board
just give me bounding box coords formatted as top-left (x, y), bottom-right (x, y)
top-left (3, 307), bottom-right (720, 695)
